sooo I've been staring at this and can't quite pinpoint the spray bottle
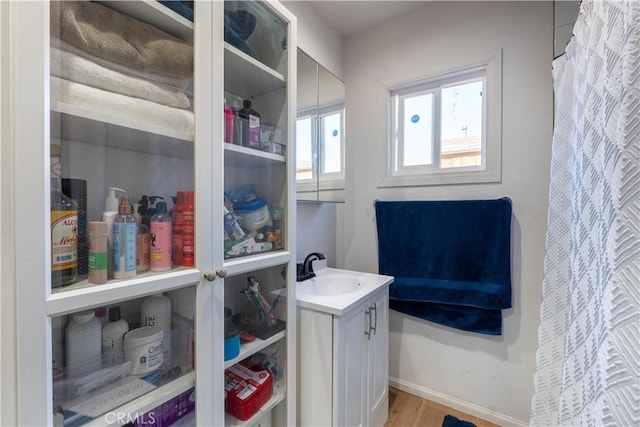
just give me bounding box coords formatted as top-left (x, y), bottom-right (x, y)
top-left (103, 187), bottom-right (126, 279)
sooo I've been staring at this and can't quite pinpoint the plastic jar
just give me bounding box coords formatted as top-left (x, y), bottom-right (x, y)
top-left (235, 199), bottom-right (272, 232)
top-left (224, 307), bottom-right (240, 361)
top-left (124, 326), bottom-right (164, 375)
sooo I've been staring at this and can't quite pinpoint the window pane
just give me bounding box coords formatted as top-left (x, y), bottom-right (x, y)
top-left (320, 112), bottom-right (342, 174)
top-left (403, 94), bottom-right (433, 166)
top-left (296, 117), bottom-right (313, 180)
top-left (440, 80), bottom-right (483, 168)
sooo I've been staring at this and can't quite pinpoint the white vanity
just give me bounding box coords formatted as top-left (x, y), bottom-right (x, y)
top-left (296, 267), bottom-right (394, 427)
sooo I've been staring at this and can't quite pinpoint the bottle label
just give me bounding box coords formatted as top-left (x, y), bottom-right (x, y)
top-left (248, 114), bottom-right (260, 148)
top-left (113, 222), bottom-right (137, 273)
top-left (51, 210), bottom-right (78, 271)
top-left (89, 251), bottom-right (107, 270)
top-left (151, 222), bottom-right (172, 270)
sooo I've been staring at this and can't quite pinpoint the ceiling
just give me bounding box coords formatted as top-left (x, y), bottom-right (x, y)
top-left (308, 1), bottom-right (429, 37)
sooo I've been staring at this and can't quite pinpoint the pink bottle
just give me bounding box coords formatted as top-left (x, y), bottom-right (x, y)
top-left (150, 202), bottom-right (172, 272)
top-left (224, 98), bottom-right (234, 144)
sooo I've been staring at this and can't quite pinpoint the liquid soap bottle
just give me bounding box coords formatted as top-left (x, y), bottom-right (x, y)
top-left (113, 196), bottom-right (137, 279)
top-left (238, 99), bottom-right (261, 149)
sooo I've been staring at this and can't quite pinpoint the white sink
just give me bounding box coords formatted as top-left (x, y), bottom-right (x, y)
top-left (296, 268), bottom-right (394, 316)
top-left (307, 273), bottom-right (363, 295)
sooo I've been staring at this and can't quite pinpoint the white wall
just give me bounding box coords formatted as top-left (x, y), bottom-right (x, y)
top-left (342, 2), bottom-right (553, 424)
top-left (554, 0), bottom-right (580, 57)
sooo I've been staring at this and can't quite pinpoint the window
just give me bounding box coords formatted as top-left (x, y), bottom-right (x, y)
top-left (296, 103), bottom-right (345, 186)
top-left (381, 52), bottom-right (502, 187)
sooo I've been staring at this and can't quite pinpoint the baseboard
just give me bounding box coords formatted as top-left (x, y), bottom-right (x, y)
top-left (388, 376), bottom-right (527, 427)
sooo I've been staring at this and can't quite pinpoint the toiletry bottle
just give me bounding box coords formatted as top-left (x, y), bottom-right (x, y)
top-left (113, 196), bottom-right (137, 279)
top-left (88, 221), bottom-right (108, 284)
top-left (150, 201), bottom-right (172, 272)
top-left (134, 203), bottom-right (151, 273)
top-left (103, 187), bottom-right (126, 279)
top-left (62, 178), bottom-right (88, 277)
top-left (224, 98), bottom-right (234, 144)
top-left (171, 191), bottom-right (186, 266)
top-left (65, 310), bottom-right (102, 378)
top-left (50, 143), bottom-right (78, 287)
top-left (181, 191), bottom-right (195, 267)
top-left (141, 293), bottom-right (172, 368)
top-left (102, 306), bottom-right (129, 367)
top-left (238, 99), bottom-right (261, 149)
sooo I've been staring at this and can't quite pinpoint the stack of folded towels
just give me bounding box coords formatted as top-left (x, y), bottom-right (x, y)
top-left (50, 0), bottom-right (194, 135)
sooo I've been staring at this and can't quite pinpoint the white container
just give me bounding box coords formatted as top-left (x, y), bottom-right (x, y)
top-left (66, 310), bottom-right (102, 379)
top-left (235, 199), bottom-right (272, 232)
top-left (102, 306), bottom-right (129, 366)
top-left (124, 326), bottom-right (164, 375)
top-left (141, 294), bottom-right (172, 368)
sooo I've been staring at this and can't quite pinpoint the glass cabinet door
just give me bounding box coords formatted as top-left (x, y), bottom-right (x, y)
top-left (13, 2), bottom-right (214, 425)
top-left (220, 1), bottom-right (297, 426)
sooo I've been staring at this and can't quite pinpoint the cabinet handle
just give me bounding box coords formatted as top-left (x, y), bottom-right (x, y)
top-left (215, 268), bottom-right (227, 278)
top-left (371, 302), bottom-right (377, 335)
top-left (364, 308), bottom-right (371, 340)
top-left (203, 271), bottom-right (216, 281)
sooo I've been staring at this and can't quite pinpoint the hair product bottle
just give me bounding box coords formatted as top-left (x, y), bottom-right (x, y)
top-left (238, 99), bottom-right (261, 149)
top-left (134, 203), bottom-right (151, 273)
top-left (181, 191), bottom-right (195, 267)
top-left (150, 202), bottom-right (172, 272)
top-left (88, 221), bottom-right (108, 284)
top-left (65, 310), bottom-right (101, 378)
top-left (103, 187), bottom-right (126, 279)
top-left (141, 293), bottom-right (172, 368)
top-left (50, 144), bottom-right (78, 287)
top-left (102, 306), bottom-right (129, 366)
top-left (171, 191), bottom-right (186, 266)
top-left (113, 196), bottom-right (137, 279)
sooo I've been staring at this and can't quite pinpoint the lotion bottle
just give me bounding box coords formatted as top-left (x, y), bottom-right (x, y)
top-left (150, 202), bottom-right (172, 272)
top-left (102, 306), bottom-right (129, 366)
top-left (103, 187), bottom-right (126, 279)
top-left (141, 293), bottom-right (172, 368)
top-left (113, 196), bottom-right (137, 279)
top-left (66, 310), bottom-right (102, 378)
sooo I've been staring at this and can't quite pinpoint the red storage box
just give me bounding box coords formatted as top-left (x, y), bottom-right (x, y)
top-left (225, 364), bottom-right (273, 421)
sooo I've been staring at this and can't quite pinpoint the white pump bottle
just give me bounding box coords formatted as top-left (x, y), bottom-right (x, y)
top-left (103, 187), bottom-right (126, 279)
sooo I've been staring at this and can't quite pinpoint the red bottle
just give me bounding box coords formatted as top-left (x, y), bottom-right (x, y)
top-left (181, 191), bottom-right (195, 267)
top-left (172, 191), bottom-right (186, 266)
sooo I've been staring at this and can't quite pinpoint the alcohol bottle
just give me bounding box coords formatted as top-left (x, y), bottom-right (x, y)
top-left (50, 144), bottom-right (78, 287)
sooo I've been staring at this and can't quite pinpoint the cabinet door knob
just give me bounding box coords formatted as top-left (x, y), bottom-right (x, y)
top-left (215, 268), bottom-right (228, 278)
top-left (204, 271), bottom-right (216, 281)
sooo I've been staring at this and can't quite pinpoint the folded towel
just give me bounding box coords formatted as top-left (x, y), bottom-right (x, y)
top-left (50, 0), bottom-right (193, 79)
top-left (158, 1), bottom-right (194, 22)
top-left (224, 9), bottom-right (257, 57)
top-left (51, 38), bottom-right (189, 91)
top-left (51, 76), bottom-right (194, 137)
top-left (375, 198), bottom-right (512, 335)
top-left (51, 45), bottom-right (191, 110)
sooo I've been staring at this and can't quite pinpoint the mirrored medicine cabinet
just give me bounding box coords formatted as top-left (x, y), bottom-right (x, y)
top-left (296, 49), bottom-right (345, 203)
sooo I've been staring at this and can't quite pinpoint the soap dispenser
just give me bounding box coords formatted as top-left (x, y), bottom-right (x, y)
top-left (103, 187), bottom-right (126, 279)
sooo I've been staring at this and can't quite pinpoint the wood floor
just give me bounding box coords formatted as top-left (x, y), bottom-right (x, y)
top-left (385, 387), bottom-right (500, 427)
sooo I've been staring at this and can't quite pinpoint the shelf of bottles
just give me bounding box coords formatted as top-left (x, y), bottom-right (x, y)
top-left (48, 1), bottom-right (199, 424)
top-left (223, 0), bottom-right (289, 262)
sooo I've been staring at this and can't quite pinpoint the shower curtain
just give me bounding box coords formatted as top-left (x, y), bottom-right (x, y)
top-left (530, 1), bottom-right (639, 426)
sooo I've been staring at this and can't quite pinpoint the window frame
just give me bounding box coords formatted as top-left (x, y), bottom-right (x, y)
top-left (380, 51), bottom-right (502, 188)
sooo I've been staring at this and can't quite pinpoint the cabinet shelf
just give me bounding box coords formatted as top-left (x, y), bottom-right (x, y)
top-left (224, 143), bottom-right (285, 167)
top-left (224, 42), bottom-right (286, 99)
top-left (225, 389), bottom-right (286, 427)
top-left (51, 104), bottom-right (194, 159)
top-left (223, 251), bottom-right (291, 278)
top-left (95, 0), bottom-right (194, 43)
top-left (47, 268), bottom-right (201, 316)
top-left (224, 330), bottom-right (286, 370)
top-left (83, 371), bottom-right (196, 427)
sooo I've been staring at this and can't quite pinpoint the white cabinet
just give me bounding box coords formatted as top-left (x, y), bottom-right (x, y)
top-left (3, 1), bottom-right (296, 425)
top-left (298, 286), bottom-right (389, 427)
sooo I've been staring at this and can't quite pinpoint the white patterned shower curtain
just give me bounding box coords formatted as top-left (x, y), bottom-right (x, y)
top-left (530, 1), bottom-right (639, 426)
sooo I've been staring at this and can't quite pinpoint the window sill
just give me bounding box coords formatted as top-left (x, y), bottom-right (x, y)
top-left (378, 168), bottom-right (500, 188)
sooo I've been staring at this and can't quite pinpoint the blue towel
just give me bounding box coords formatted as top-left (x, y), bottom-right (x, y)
top-left (375, 198), bottom-right (512, 335)
top-left (442, 414), bottom-right (477, 427)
